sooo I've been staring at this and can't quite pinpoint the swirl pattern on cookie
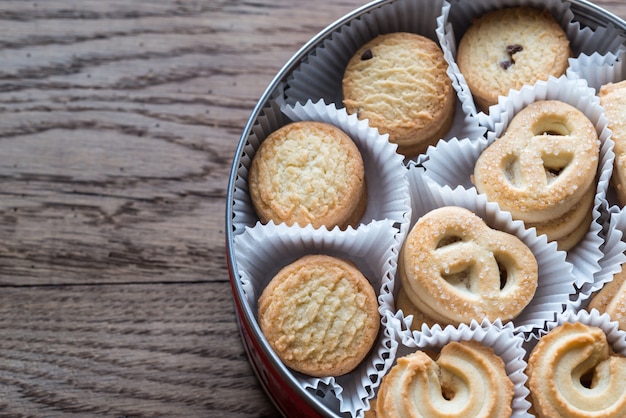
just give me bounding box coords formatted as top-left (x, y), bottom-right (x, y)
top-left (473, 100), bottom-right (599, 223)
top-left (375, 341), bottom-right (513, 418)
top-left (399, 206), bottom-right (538, 325)
top-left (527, 322), bottom-right (626, 418)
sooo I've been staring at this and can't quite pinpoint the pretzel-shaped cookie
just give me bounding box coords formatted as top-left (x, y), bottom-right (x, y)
top-left (375, 341), bottom-right (513, 418)
top-left (527, 322), bottom-right (626, 418)
top-left (399, 206), bottom-right (537, 325)
top-left (473, 100), bottom-right (599, 223)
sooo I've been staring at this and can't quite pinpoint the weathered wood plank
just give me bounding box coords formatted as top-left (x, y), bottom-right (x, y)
top-left (0, 0), bottom-right (362, 286)
top-left (0, 282), bottom-right (279, 417)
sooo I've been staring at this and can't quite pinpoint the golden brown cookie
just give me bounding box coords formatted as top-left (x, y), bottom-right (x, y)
top-left (600, 80), bottom-right (626, 207)
top-left (395, 286), bottom-right (438, 331)
top-left (525, 185), bottom-right (595, 251)
top-left (375, 341), bottom-right (513, 418)
top-left (473, 100), bottom-right (599, 250)
top-left (457, 7), bottom-right (570, 112)
top-left (257, 254), bottom-right (380, 377)
top-left (588, 263), bottom-right (626, 331)
top-left (342, 32), bottom-right (455, 157)
top-left (527, 322), bottom-right (626, 417)
top-left (249, 121), bottom-right (367, 229)
top-left (399, 206), bottom-right (538, 326)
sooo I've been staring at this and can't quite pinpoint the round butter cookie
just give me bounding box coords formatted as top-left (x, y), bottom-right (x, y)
top-left (600, 80), bottom-right (626, 207)
top-left (249, 121), bottom-right (367, 229)
top-left (457, 7), bottom-right (570, 112)
top-left (342, 32), bottom-right (455, 157)
top-left (257, 254), bottom-right (380, 377)
top-left (375, 341), bottom-right (513, 418)
top-left (527, 322), bottom-right (626, 418)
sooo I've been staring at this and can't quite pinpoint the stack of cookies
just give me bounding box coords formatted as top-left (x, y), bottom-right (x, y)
top-left (473, 100), bottom-right (600, 250)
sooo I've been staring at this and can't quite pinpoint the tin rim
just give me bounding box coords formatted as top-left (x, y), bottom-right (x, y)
top-left (224, 0), bottom-right (626, 416)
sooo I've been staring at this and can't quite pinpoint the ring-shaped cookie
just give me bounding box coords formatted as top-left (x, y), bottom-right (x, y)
top-left (399, 206), bottom-right (538, 326)
top-left (526, 185), bottom-right (595, 250)
top-left (375, 341), bottom-right (513, 418)
top-left (527, 322), bottom-right (626, 417)
top-left (473, 100), bottom-right (599, 224)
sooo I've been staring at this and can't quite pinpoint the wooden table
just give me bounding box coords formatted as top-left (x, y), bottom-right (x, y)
top-left (1, 0), bottom-right (625, 416)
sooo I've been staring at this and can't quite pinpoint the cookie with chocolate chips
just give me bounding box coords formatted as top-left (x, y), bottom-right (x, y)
top-left (457, 7), bottom-right (570, 113)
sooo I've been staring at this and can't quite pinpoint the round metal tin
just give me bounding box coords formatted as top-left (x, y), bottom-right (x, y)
top-left (225, 1), bottom-right (626, 416)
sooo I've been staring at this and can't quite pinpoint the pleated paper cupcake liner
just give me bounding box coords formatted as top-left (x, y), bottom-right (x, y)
top-left (282, 0), bottom-right (446, 108)
top-left (233, 220), bottom-right (400, 418)
top-left (423, 76), bottom-right (613, 286)
top-left (280, 100), bottom-right (412, 238)
top-left (573, 208), bottom-right (626, 311)
top-left (380, 313), bottom-right (532, 417)
top-left (401, 166), bottom-right (578, 339)
top-left (526, 307), bottom-right (626, 355)
top-left (231, 97), bottom-right (411, 237)
top-left (439, 0), bottom-right (626, 120)
top-left (280, 0), bottom-right (487, 157)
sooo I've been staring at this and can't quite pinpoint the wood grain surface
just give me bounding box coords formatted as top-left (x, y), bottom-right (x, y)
top-left (1, 0), bottom-right (625, 417)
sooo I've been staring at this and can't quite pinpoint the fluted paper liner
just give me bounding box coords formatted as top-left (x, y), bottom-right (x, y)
top-left (439, 0), bottom-right (626, 121)
top-left (526, 308), bottom-right (626, 356)
top-left (423, 76), bottom-right (612, 288)
top-left (231, 98), bottom-right (411, 238)
top-left (573, 208), bottom-right (626, 311)
top-left (567, 48), bottom-right (626, 93)
top-left (281, 100), bottom-right (412, 239)
top-left (233, 220), bottom-right (400, 417)
top-left (402, 166), bottom-right (578, 338)
top-left (380, 313), bottom-right (532, 417)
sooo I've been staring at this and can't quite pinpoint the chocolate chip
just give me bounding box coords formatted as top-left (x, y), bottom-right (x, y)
top-left (506, 44), bottom-right (524, 55)
top-left (500, 44), bottom-right (523, 70)
top-left (360, 48), bottom-right (373, 61)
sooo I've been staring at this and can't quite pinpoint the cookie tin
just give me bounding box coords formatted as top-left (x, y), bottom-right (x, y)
top-left (225, 0), bottom-right (626, 417)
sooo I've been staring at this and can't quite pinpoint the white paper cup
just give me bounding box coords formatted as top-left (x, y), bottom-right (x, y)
top-left (379, 314), bottom-right (532, 417)
top-left (423, 76), bottom-right (612, 290)
top-left (234, 220), bottom-right (400, 417)
top-left (401, 166), bottom-right (579, 339)
top-left (440, 0), bottom-right (626, 120)
top-left (232, 99), bottom-right (412, 239)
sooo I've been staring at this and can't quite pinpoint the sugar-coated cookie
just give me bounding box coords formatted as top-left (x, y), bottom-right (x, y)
top-left (399, 206), bottom-right (538, 326)
top-left (473, 100), bottom-right (599, 250)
